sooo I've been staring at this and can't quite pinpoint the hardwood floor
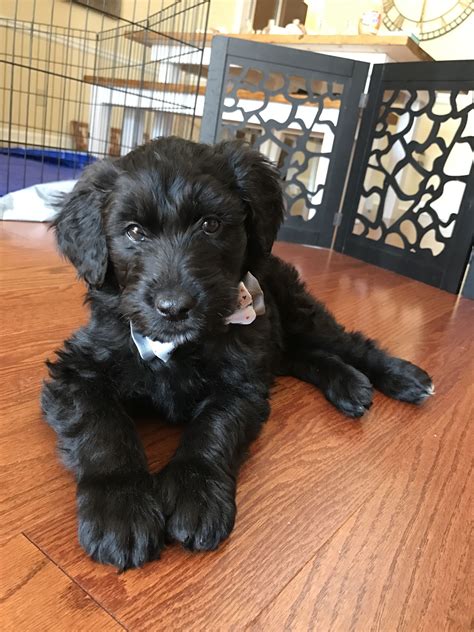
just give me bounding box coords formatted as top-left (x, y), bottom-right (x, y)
top-left (1, 221), bottom-right (472, 631)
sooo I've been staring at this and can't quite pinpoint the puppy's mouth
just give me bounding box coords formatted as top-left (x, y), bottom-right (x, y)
top-left (121, 290), bottom-right (205, 344)
top-left (143, 317), bottom-right (202, 345)
top-left (154, 326), bottom-right (198, 345)
top-left (122, 284), bottom-right (235, 346)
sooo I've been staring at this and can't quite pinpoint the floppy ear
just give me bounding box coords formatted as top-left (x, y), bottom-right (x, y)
top-left (216, 141), bottom-right (285, 267)
top-left (52, 160), bottom-right (118, 287)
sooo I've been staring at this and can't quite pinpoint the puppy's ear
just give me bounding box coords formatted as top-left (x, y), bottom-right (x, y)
top-left (52, 160), bottom-right (118, 287)
top-left (217, 141), bottom-right (285, 266)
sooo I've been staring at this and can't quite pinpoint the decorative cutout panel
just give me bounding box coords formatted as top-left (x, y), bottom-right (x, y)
top-left (336, 60), bottom-right (474, 293)
top-left (219, 65), bottom-right (344, 223)
top-left (352, 89), bottom-right (473, 257)
top-left (201, 37), bottom-right (368, 247)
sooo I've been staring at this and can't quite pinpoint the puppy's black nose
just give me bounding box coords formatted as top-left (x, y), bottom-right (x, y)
top-left (155, 290), bottom-right (196, 321)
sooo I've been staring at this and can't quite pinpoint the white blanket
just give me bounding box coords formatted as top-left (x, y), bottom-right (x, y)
top-left (0, 180), bottom-right (77, 221)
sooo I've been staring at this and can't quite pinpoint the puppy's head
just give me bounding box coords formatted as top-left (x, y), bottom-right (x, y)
top-left (53, 137), bottom-right (284, 343)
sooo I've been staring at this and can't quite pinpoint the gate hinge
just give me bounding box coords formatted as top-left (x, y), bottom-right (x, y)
top-left (359, 92), bottom-right (369, 109)
top-left (333, 211), bottom-right (343, 227)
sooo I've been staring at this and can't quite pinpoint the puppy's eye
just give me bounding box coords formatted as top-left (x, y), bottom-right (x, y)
top-left (126, 224), bottom-right (146, 242)
top-left (201, 217), bottom-right (221, 234)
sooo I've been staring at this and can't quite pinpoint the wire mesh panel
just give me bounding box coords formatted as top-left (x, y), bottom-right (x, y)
top-left (200, 36), bottom-right (368, 247)
top-left (0, 0), bottom-right (209, 196)
top-left (335, 61), bottom-right (474, 293)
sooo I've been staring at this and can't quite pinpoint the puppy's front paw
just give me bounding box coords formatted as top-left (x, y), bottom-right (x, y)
top-left (325, 364), bottom-right (373, 418)
top-left (77, 473), bottom-right (165, 570)
top-left (374, 358), bottom-right (434, 404)
top-left (155, 459), bottom-right (236, 552)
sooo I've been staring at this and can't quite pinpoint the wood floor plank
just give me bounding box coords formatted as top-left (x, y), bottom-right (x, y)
top-left (1, 223), bottom-right (472, 630)
top-left (0, 534), bottom-right (123, 631)
top-left (249, 378), bottom-right (473, 631)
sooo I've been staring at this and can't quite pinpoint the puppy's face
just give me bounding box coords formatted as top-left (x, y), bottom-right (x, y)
top-left (54, 138), bottom-right (284, 343)
top-left (107, 165), bottom-right (248, 343)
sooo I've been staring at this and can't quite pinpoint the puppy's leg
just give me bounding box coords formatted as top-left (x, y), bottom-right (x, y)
top-left (324, 328), bottom-right (434, 404)
top-left (42, 351), bottom-right (164, 569)
top-left (271, 256), bottom-right (434, 406)
top-left (155, 386), bottom-right (270, 551)
top-left (286, 351), bottom-right (373, 418)
top-left (296, 308), bottom-right (433, 406)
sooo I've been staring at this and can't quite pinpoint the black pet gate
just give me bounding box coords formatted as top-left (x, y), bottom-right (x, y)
top-left (335, 61), bottom-right (474, 294)
top-left (201, 37), bottom-right (474, 294)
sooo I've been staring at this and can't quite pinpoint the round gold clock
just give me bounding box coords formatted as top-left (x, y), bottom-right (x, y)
top-left (382, 0), bottom-right (473, 40)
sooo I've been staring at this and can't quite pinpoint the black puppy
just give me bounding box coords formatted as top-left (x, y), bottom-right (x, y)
top-left (42, 137), bottom-right (433, 569)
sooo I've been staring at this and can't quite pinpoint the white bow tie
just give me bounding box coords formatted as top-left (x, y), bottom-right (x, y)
top-left (130, 272), bottom-right (265, 363)
top-left (130, 323), bottom-right (176, 362)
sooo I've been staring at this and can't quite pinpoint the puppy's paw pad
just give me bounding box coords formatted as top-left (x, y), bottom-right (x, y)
top-left (78, 474), bottom-right (165, 570)
top-left (326, 366), bottom-right (373, 418)
top-left (375, 358), bottom-right (434, 404)
top-left (156, 460), bottom-right (236, 552)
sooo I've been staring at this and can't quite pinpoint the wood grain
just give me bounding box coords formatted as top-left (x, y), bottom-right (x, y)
top-left (26, 308), bottom-right (473, 631)
top-left (0, 222), bottom-right (85, 544)
top-left (1, 222), bottom-right (471, 630)
top-left (250, 329), bottom-right (473, 631)
top-left (0, 535), bottom-right (123, 631)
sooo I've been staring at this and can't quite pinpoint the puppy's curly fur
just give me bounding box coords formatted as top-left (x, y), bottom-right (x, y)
top-left (42, 137), bottom-right (433, 569)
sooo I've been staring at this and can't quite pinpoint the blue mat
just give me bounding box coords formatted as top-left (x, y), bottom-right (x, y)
top-left (0, 150), bottom-right (96, 196)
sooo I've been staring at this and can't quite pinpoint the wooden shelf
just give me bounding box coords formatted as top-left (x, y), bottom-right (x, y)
top-left (84, 75), bottom-right (204, 93)
top-left (125, 32), bottom-right (432, 62)
top-left (83, 75), bottom-right (341, 108)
